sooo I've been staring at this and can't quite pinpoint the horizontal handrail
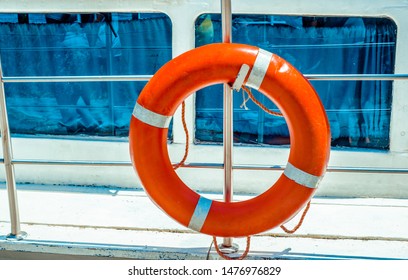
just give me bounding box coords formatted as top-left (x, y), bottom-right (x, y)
top-left (182, 162), bottom-right (408, 174)
top-left (6, 159), bottom-right (408, 174)
top-left (1, 75), bottom-right (153, 83)
top-left (11, 159), bottom-right (132, 166)
top-left (2, 73), bottom-right (408, 83)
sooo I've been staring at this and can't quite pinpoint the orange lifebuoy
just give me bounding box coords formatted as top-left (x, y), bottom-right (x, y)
top-left (129, 43), bottom-right (330, 237)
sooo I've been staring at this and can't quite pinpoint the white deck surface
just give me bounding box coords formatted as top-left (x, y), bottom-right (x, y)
top-left (1, 184), bottom-right (408, 260)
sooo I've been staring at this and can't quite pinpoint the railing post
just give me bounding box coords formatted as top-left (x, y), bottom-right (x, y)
top-left (220, 0), bottom-right (239, 253)
top-left (0, 55), bottom-right (27, 240)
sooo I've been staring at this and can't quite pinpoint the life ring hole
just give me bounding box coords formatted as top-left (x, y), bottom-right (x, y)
top-left (167, 86), bottom-right (291, 202)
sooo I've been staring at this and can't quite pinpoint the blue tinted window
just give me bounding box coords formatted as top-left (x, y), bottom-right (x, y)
top-left (0, 13), bottom-right (172, 137)
top-left (195, 15), bottom-right (396, 150)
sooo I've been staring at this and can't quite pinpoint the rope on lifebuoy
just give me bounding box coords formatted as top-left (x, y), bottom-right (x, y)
top-left (213, 236), bottom-right (251, 260)
top-left (172, 101), bottom-right (189, 170)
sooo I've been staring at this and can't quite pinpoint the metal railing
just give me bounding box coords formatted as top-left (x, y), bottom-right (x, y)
top-left (2, 73), bottom-right (407, 84)
top-left (2, 75), bottom-right (153, 83)
top-left (3, 158), bottom-right (408, 175)
top-left (2, 68), bottom-right (408, 240)
top-left (0, 57), bottom-right (27, 240)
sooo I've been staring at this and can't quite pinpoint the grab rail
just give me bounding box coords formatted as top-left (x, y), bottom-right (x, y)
top-left (2, 73), bottom-right (408, 83)
top-left (10, 159), bottom-right (408, 174)
top-left (1, 75), bottom-right (152, 83)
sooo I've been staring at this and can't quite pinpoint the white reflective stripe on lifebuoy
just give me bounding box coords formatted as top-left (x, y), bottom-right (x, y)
top-left (232, 64), bottom-right (250, 91)
top-left (245, 49), bottom-right (273, 90)
top-left (132, 102), bottom-right (172, 128)
top-left (284, 162), bottom-right (322, 189)
top-left (188, 196), bottom-right (212, 231)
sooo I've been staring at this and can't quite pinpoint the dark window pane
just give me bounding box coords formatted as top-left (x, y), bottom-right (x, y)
top-left (0, 13), bottom-right (172, 138)
top-left (195, 15), bottom-right (396, 150)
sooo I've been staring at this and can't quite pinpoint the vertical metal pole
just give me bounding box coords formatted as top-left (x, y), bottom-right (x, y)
top-left (221, 0), bottom-right (236, 251)
top-left (0, 56), bottom-right (27, 240)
